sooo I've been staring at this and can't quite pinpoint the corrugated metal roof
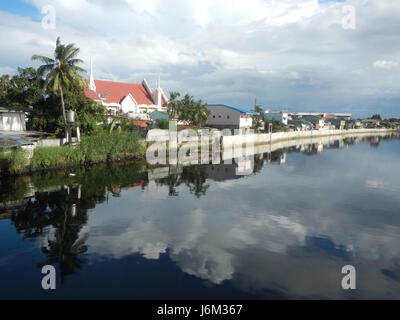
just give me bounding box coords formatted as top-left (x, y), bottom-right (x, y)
top-left (0, 133), bottom-right (35, 148)
top-left (208, 104), bottom-right (259, 115)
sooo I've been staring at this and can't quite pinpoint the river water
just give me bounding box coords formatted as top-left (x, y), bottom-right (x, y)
top-left (1, 134), bottom-right (400, 299)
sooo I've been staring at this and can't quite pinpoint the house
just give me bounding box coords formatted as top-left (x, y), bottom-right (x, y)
top-left (205, 163), bottom-right (243, 181)
top-left (361, 119), bottom-right (381, 128)
top-left (0, 106), bottom-right (26, 132)
top-left (325, 118), bottom-right (346, 129)
top-left (288, 119), bottom-right (312, 131)
top-left (333, 114), bottom-right (353, 121)
top-left (84, 60), bottom-right (168, 115)
top-left (391, 121), bottom-right (400, 130)
top-left (132, 120), bottom-right (152, 128)
top-left (206, 104), bottom-right (259, 129)
top-left (298, 115), bottom-right (325, 130)
top-left (265, 110), bottom-right (288, 125)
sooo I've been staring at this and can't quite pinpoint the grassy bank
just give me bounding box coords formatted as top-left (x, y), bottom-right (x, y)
top-left (0, 131), bottom-right (145, 176)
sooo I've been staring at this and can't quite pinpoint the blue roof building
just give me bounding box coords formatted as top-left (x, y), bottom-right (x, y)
top-left (206, 104), bottom-right (259, 129)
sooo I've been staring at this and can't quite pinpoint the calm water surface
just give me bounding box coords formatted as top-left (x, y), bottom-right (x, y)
top-left (1, 134), bottom-right (400, 299)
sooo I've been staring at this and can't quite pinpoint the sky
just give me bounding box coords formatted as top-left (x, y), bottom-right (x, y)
top-left (0, 0), bottom-right (399, 118)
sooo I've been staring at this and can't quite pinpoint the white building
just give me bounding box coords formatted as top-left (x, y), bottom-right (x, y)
top-left (265, 110), bottom-right (288, 125)
top-left (84, 60), bottom-right (168, 115)
top-left (0, 107), bottom-right (26, 131)
top-left (297, 112), bottom-right (353, 121)
top-left (206, 104), bottom-right (259, 129)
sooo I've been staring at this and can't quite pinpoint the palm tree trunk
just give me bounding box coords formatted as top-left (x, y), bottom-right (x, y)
top-left (58, 84), bottom-right (70, 143)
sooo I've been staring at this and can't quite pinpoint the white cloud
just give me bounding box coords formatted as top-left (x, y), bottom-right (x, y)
top-left (0, 66), bottom-right (16, 75)
top-left (1, 0), bottom-right (400, 117)
top-left (373, 60), bottom-right (399, 70)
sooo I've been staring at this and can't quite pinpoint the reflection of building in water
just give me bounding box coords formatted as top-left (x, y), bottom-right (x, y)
top-left (279, 153), bottom-right (286, 165)
top-left (205, 163), bottom-right (243, 181)
top-left (316, 143), bottom-right (324, 154)
top-left (148, 166), bottom-right (183, 181)
top-left (205, 156), bottom-right (255, 180)
top-left (236, 156), bottom-right (254, 176)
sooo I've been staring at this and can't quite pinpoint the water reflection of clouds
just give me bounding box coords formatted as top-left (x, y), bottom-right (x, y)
top-left (82, 142), bottom-right (400, 298)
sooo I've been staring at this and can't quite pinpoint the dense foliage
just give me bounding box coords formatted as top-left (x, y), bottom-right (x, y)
top-left (31, 131), bottom-right (144, 169)
top-left (32, 37), bottom-right (86, 140)
top-left (0, 38), bottom-right (104, 136)
top-left (0, 147), bottom-right (29, 175)
top-left (165, 92), bottom-right (210, 127)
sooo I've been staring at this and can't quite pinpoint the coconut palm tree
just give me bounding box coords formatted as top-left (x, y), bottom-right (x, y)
top-left (32, 37), bottom-right (86, 141)
top-left (193, 99), bottom-right (210, 128)
top-left (165, 91), bottom-right (180, 119)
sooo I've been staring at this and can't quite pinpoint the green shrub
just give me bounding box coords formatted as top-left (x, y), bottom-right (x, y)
top-left (79, 131), bottom-right (144, 163)
top-left (31, 146), bottom-right (78, 168)
top-left (1, 132), bottom-right (145, 174)
top-left (154, 119), bottom-right (169, 129)
top-left (31, 132), bottom-right (144, 169)
top-left (0, 147), bottom-right (29, 174)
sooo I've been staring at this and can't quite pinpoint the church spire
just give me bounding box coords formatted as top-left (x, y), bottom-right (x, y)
top-left (156, 76), bottom-right (162, 107)
top-left (88, 57), bottom-right (96, 92)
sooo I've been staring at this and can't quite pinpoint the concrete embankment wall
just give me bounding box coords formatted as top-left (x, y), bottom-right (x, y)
top-left (147, 128), bottom-right (395, 148)
top-left (224, 128), bottom-right (395, 147)
top-left (20, 137), bottom-right (80, 159)
top-left (228, 130), bottom-right (394, 161)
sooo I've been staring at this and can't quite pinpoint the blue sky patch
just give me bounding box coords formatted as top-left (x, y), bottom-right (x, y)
top-left (0, 0), bottom-right (41, 21)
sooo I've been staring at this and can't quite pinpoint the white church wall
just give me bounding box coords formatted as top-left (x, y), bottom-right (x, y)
top-left (121, 94), bottom-right (138, 113)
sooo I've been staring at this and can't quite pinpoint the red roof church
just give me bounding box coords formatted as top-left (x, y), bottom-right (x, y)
top-left (84, 59), bottom-right (168, 115)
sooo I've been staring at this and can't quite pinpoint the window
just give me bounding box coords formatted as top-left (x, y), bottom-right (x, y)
top-left (218, 115), bottom-right (221, 118)
top-left (227, 115), bottom-right (230, 119)
top-left (213, 115), bottom-right (215, 118)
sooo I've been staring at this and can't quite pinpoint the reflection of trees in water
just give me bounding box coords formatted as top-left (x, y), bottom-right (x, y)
top-left (162, 173), bottom-right (180, 197)
top-left (8, 161), bottom-right (147, 283)
top-left (253, 154), bottom-right (264, 174)
top-left (365, 136), bottom-right (381, 148)
top-left (12, 186), bottom-right (89, 283)
top-left (157, 151), bottom-right (291, 197)
top-left (181, 166), bottom-right (210, 198)
top-left (362, 134), bottom-right (399, 148)
top-left (157, 165), bottom-right (210, 198)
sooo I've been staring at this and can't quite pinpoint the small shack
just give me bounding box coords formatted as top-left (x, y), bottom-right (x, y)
top-left (0, 106), bottom-right (27, 132)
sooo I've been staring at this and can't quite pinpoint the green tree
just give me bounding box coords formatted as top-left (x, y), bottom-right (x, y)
top-left (32, 37), bottom-right (86, 141)
top-left (165, 91), bottom-right (180, 119)
top-left (371, 114), bottom-right (382, 120)
top-left (0, 74), bottom-right (11, 105)
top-left (192, 99), bottom-right (210, 128)
top-left (168, 93), bottom-right (210, 127)
top-left (154, 118), bottom-right (169, 129)
top-left (0, 68), bottom-right (43, 109)
top-left (265, 119), bottom-right (288, 133)
top-left (252, 105), bottom-right (265, 132)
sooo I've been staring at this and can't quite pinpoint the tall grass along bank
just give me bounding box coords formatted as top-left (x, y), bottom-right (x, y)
top-left (0, 132), bottom-right (145, 176)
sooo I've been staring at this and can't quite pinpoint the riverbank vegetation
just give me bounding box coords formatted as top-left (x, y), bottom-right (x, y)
top-left (0, 131), bottom-right (144, 176)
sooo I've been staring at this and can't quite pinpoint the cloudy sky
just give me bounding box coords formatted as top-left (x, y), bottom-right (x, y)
top-left (0, 0), bottom-right (399, 117)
